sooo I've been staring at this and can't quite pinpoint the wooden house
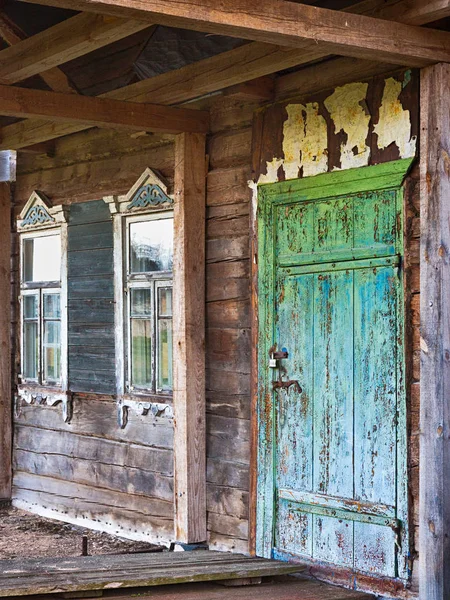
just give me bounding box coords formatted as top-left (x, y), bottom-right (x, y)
top-left (0, 0), bottom-right (448, 598)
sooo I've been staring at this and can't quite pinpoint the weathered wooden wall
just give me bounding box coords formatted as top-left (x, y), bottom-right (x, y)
top-left (9, 67), bottom-right (421, 576)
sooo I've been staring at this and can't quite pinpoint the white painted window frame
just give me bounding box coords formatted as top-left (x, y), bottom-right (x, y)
top-left (104, 168), bottom-right (174, 406)
top-left (16, 191), bottom-right (69, 418)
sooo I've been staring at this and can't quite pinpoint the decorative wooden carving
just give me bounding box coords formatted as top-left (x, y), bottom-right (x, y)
top-left (127, 184), bottom-right (173, 210)
top-left (104, 167), bottom-right (173, 215)
top-left (16, 388), bottom-right (73, 423)
top-left (18, 190), bottom-right (67, 231)
top-left (21, 205), bottom-right (55, 227)
top-left (117, 398), bottom-right (173, 429)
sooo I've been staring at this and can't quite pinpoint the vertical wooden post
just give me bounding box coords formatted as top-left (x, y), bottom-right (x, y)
top-left (173, 132), bottom-right (207, 543)
top-left (0, 179), bottom-right (12, 499)
top-left (419, 62), bottom-right (450, 600)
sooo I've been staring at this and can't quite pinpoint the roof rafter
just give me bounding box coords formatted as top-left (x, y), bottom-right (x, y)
top-left (0, 84), bottom-right (209, 134)
top-left (0, 11), bottom-right (151, 84)
top-left (2, 0), bottom-right (449, 150)
top-left (0, 12), bottom-right (76, 93)
top-left (16, 0), bottom-right (450, 67)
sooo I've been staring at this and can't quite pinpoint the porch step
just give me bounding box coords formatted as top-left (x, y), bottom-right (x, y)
top-left (0, 551), bottom-right (305, 597)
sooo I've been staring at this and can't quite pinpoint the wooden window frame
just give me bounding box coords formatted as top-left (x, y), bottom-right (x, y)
top-left (124, 210), bottom-right (174, 396)
top-left (105, 168), bottom-right (174, 406)
top-left (17, 192), bottom-right (68, 402)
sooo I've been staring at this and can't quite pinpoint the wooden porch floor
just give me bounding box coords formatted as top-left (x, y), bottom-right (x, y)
top-left (0, 552), bottom-right (373, 598)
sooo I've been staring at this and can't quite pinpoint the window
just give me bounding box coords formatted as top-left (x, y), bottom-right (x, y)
top-left (20, 232), bottom-right (63, 386)
top-left (126, 213), bottom-right (174, 394)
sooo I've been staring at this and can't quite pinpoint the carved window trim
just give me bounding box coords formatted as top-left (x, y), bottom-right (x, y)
top-left (105, 169), bottom-right (174, 425)
top-left (16, 191), bottom-right (69, 422)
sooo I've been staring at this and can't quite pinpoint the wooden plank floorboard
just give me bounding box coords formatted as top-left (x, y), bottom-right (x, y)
top-left (0, 552), bottom-right (305, 597)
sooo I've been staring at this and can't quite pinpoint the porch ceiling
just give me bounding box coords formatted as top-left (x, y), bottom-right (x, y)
top-left (0, 0), bottom-right (449, 150)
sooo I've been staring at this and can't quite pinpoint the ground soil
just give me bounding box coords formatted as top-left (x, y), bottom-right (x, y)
top-left (0, 504), bottom-right (161, 560)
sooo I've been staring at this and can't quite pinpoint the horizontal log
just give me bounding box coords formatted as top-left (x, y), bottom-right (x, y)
top-left (0, 84), bottom-right (209, 135)
top-left (17, 0), bottom-right (450, 67)
top-left (2, 0), bottom-right (446, 148)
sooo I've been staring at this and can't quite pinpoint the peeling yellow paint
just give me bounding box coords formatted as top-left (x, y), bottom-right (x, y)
top-left (283, 103), bottom-right (328, 179)
top-left (374, 77), bottom-right (416, 159)
top-left (324, 82), bottom-right (371, 170)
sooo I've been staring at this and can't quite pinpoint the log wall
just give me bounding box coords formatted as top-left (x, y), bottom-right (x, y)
top-left (9, 66), bottom-right (421, 586)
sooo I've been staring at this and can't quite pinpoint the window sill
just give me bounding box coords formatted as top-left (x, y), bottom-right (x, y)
top-left (117, 394), bottom-right (173, 429)
top-left (16, 385), bottom-right (73, 423)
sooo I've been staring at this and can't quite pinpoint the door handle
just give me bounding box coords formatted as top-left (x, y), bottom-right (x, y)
top-left (273, 378), bottom-right (302, 393)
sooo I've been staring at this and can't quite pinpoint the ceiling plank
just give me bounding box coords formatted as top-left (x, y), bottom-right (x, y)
top-left (0, 84), bottom-right (209, 134)
top-left (1, 0), bottom-right (448, 150)
top-left (15, 0), bottom-right (450, 67)
top-left (0, 11), bottom-right (151, 84)
top-left (0, 13), bottom-right (76, 93)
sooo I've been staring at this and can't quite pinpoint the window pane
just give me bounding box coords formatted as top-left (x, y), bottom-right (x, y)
top-left (43, 321), bottom-right (61, 382)
top-left (158, 287), bottom-right (172, 317)
top-left (43, 293), bottom-right (61, 319)
top-left (23, 235), bottom-right (61, 282)
top-left (23, 295), bottom-right (38, 319)
top-left (131, 319), bottom-right (152, 387)
top-left (130, 219), bottom-right (173, 273)
top-left (23, 321), bottom-right (38, 379)
top-left (130, 288), bottom-right (152, 317)
top-left (158, 319), bottom-right (172, 390)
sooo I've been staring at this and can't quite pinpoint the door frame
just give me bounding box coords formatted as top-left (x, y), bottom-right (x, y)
top-left (249, 159), bottom-right (413, 580)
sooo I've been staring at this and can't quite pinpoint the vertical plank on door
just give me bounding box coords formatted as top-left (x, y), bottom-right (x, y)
top-left (419, 63), bottom-right (450, 600)
top-left (173, 132), bottom-right (207, 543)
top-left (0, 181), bottom-right (11, 499)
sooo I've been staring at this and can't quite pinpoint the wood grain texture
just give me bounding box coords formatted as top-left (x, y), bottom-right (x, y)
top-left (0, 551), bottom-right (303, 596)
top-left (0, 182), bottom-right (11, 499)
top-left (419, 62), bottom-right (450, 600)
top-left (2, 0), bottom-right (444, 149)
top-left (0, 84), bottom-right (209, 135)
top-left (173, 133), bottom-right (207, 543)
top-left (15, 0), bottom-right (450, 67)
top-left (0, 13), bottom-right (76, 93)
top-left (0, 12), bottom-right (150, 85)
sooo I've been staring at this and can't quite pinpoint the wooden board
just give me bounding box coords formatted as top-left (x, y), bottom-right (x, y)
top-left (0, 182), bottom-right (11, 499)
top-left (419, 61), bottom-right (450, 600)
top-left (0, 551), bottom-right (304, 596)
top-left (17, 0), bottom-right (450, 67)
top-left (173, 133), bottom-right (207, 543)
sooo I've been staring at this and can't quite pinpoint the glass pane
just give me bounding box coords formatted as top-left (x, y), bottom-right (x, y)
top-left (158, 319), bottom-right (172, 390)
top-left (130, 288), bottom-right (152, 317)
top-left (23, 321), bottom-right (38, 379)
top-left (23, 295), bottom-right (38, 319)
top-left (158, 287), bottom-right (172, 317)
top-left (43, 321), bottom-right (61, 382)
top-left (43, 293), bottom-right (61, 319)
top-left (23, 235), bottom-right (61, 282)
top-left (131, 319), bottom-right (152, 387)
top-left (130, 219), bottom-right (173, 273)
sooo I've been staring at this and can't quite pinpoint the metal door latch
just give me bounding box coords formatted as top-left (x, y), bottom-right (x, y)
top-left (273, 377), bottom-right (302, 393)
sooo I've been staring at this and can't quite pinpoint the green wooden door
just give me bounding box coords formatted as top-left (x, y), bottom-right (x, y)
top-left (256, 161), bottom-right (411, 580)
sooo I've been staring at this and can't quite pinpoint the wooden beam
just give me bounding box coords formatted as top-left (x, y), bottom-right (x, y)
top-left (16, 0), bottom-right (450, 67)
top-left (0, 84), bottom-right (209, 134)
top-left (419, 61), bottom-right (450, 600)
top-left (173, 132), bottom-right (207, 544)
top-left (0, 12), bottom-right (150, 85)
top-left (2, 0), bottom-right (448, 150)
top-left (0, 13), bottom-right (76, 93)
top-left (0, 177), bottom-right (11, 499)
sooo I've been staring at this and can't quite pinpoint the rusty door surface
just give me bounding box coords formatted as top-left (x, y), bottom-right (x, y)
top-left (256, 161), bottom-right (410, 580)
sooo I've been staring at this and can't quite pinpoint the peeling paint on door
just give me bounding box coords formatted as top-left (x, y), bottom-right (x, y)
top-left (256, 160), bottom-right (411, 581)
